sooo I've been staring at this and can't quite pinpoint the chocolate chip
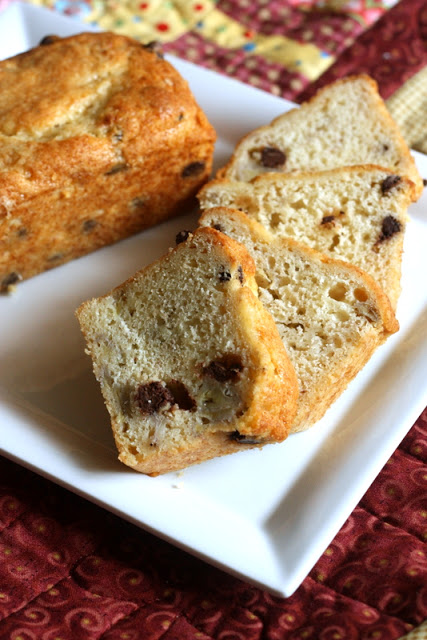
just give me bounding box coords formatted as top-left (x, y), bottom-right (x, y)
top-left (229, 431), bottom-right (264, 445)
top-left (113, 130), bottom-right (124, 142)
top-left (130, 197), bottom-right (147, 210)
top-left (82, 219), bottom-right (98, 233)
top-left (39, 35), bottom-right (60, 46)
top-left (321, 215), bottom-right (335, 225)
top-left (136, 381), bottom-right (174, 415)
top-left (165, 380), bottom-right (196, 411)
top-left (47, 253), bottom-right (64, 262)
top-left (218, 269), bottom-right (231, 282)
top-left (377, 215), bottom-right (401, 244)
top-left (182, 161), bottom-right (205, 178)
top-left (178, 113), bottom-right (185, 122)
top-left (212, 223), bottom-right (223, 232)
top-left (423, 179), bottom-right (427, 187)
top-left (105, 163), bottom-right (128, 176)
top-left (382, 143), bottom-right (390, 152)
top-left (202, 355), bottom-right (243, 382)
top-left (175, 230), bottom-right (191, 245)
top-left (285, 321), bottom-right (305, 330)
top-left (1, 271), bottom-right (22, 289)
top-left (380, 175), bottom-right (401, 195)
top-left (237, 265), bottom-right (244, 284)
top-left (260, 146), bottom-right (286, 169)
top-left (143, 40), bottom-right (164, 59)
top-left (136, 380), bottom-right (195, 415)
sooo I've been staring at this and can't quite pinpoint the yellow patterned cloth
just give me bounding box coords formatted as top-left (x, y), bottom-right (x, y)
top-left (23, 0), bottom-right (426, 153)
top-left (25, 0), bottom-right (337, 80)
top-left (23, 0), bottom-right (394, 83)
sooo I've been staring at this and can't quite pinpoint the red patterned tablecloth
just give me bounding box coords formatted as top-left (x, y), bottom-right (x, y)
top-left (0, 409), bottom-right (426, 639)
top-left (0, 0), bottom-right (426, 638)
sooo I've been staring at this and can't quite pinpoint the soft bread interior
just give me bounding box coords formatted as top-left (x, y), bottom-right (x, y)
top-left (219, 75), bottom-right (422, 199)
top-left (198, 166), bottom-right (414, 310)
top-left (199, 207), bottom-right (398, 431)
top-left (76, 227), bottom-right (298, 474)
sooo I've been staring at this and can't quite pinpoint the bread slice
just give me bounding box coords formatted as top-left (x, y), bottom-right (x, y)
top-left (219, 75), bottom-right (423, 200)
top-left (76, 227), bottom-right (298, 475)
top-left (198, 166), bottom-right (414, 311)
top-left (199, 207), bottom-right (399, 432)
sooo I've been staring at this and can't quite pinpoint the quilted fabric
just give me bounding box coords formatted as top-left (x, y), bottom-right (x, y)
top-left (297, 0), bottom-right (427, 100)
top-left (21, 0), bottom-right (427, 152)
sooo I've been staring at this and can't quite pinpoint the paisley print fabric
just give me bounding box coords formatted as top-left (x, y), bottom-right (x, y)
top-left (297, 0), bottom-right (427, 101)
top-left (0, 408), bottom-right (426, 638)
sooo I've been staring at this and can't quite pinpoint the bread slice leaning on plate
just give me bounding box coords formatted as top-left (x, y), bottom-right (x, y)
top-left (218, 75), bottom-right (423, 200)
top-left (199, 207), bottom-right (399, 433)
top-left (76, 226), bottom-right (298, 475)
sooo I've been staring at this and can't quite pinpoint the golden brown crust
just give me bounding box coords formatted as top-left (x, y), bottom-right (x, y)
top-left (201, 164), bottom-right (417, 214)
top-left (210, 163), bottom-right (416, 199)
top-left (117, 430), bottom-right (263, 477)
top-left (0, 32), bottom-right (216, 290)
top-left (233, 285), bottom-right (299, 441)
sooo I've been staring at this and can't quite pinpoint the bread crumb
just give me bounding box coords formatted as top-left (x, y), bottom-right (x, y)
top-left (5, 284), bottom-right (18, 295)
top-left (172, 470), bottom-right (185, 489)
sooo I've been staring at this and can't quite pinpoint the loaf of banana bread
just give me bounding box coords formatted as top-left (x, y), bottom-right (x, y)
top-left (0, 32), bottom-right (216, 291)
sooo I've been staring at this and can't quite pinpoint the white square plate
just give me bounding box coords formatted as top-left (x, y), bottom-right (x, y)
top-left (1, 1), bottom-right (426, 598)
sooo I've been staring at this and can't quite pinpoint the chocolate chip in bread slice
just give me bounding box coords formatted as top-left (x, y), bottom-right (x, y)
top-left (76, 227), bottom-right (298, 475)
top-left (218, 75), bottom-right (422, 200)
top-left (199, 207), bottom-right (399, 433)
top-left (199, 165), bottom-right (414, 310)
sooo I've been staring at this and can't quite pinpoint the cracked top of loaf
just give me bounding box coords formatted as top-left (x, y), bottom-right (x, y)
top-left (0, 31), bottom-right (216, 207)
